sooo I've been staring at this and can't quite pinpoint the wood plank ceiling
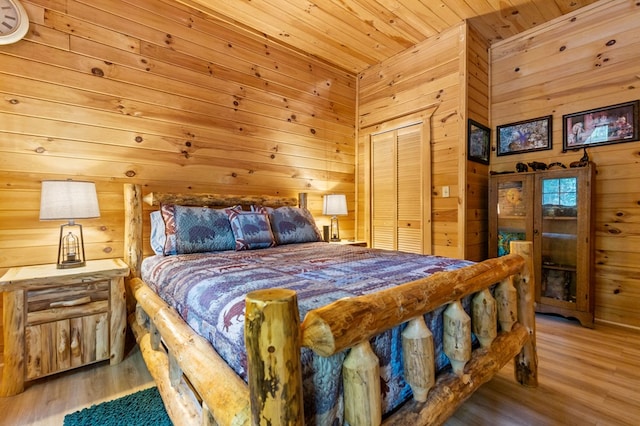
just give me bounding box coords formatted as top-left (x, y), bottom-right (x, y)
top-left (175, 0), bottom-right (601, 73)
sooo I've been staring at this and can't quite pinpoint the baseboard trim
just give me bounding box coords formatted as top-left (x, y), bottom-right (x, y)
top-left (595, 318), bottom-right (640, 332)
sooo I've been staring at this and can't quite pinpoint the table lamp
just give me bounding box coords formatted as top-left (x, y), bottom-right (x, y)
top-left (322, 194), bottom-right (347, 242)
top-left (39, 180), bottom-right (100, 268)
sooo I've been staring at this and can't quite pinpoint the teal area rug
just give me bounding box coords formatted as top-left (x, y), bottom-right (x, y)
top-left (63, 386), bottom-right (172, 426)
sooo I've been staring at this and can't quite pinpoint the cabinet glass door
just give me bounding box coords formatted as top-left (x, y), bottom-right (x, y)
top-left (539, 176), bottom-right (578, 304)
top-left (491, 174), bottom-right (533, 257)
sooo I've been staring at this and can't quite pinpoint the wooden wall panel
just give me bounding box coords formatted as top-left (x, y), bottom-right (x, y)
top-left (490, 0), bottom-right (640, 328)
top-left (0, 0), bottom-right (356, 353)
top-left (357, 23), bottom-right (468, 258)
top-left (358, 21), bottom-right (490, 261)
top-left (464, 23), bottom-right (491, 261)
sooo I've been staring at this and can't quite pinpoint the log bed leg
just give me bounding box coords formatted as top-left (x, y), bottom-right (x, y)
top-left (510, 241), bottom-right (538, 387)
top-left (245, 288), bottom-right (304, 425)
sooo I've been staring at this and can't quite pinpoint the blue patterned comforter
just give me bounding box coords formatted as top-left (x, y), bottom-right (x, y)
top-left (141, 242), bottom-right (474, 425)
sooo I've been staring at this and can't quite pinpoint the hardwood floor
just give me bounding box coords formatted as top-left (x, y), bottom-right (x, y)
top-left (447, 315), bottom-right (640, 426)
top-left (0, 314), bottom-right (638, 425)
top-left (0, 339), bottom-right (154, 426)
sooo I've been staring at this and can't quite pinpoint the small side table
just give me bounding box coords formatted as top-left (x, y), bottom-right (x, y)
top-left (329, 240), bottom-right (368, 247)
top-left (0, 258), bottom-right (129, 397)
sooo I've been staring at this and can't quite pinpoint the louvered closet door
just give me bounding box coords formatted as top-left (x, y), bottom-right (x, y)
top-left (396, 125), bottom-right (423, 253)
top-left (371, 123), bottom-right (424, 253)
top-left (371, 131), bottom-right (396, 249)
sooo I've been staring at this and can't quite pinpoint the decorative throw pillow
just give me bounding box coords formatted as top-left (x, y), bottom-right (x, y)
top-left (160, 204), bottom-right (236, 255)
top-left (149, 210), bottom-right (166, 255)
top-left (225, 209), bottom-right (276, 250)
top-left (255, 206), bottom-right (323, 245)
top-left (160, 204), bottom-right (178, 255)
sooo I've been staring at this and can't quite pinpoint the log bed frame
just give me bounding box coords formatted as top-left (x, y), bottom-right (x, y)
top-left (122, 183), bottom-right (538, 426)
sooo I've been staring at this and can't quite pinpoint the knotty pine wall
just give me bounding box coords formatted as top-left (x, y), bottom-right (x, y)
top-left (490, 0), bottom-right (640, 328)
top-left (0, 0), bottom-right (356, 352)
top-left (357, 22), bottom-right (490, 261)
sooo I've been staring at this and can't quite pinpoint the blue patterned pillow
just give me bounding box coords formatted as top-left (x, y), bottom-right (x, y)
top-left (256, 206), bottom-right (323, 245)
top-left (226, 209), bottom-right (276, 250)
top-left (161, 204), bottom-right (236, 255)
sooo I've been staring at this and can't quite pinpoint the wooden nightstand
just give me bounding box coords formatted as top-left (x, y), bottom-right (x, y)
top-left (0, 258), bottom-right (129, 397)
top-left (330, 240), bottom-right (368, 247)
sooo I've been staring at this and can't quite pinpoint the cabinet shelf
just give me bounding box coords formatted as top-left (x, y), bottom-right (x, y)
top-left (542, 264), bottom-right (576, 272)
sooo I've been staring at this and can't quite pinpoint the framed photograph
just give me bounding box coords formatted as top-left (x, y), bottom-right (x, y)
top-left (497, 115), bottom-right (552, 156)
top-left (467, 119), bottom-right (490, 164)
top-left (562, 100), bottom-right (639, 151)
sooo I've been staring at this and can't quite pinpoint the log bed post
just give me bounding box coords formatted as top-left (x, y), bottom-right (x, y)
top-left (124, 183), bottom-right (143, 316)
top-left (510, 241), bottom-right (538, 387)
top-left (123, 184), bottom-right (143, 279)
top-left (245, 289), bottom-right (305, 425)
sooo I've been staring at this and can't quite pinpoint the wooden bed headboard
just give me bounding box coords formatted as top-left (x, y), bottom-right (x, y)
top-left (142, 192), bottom-right (303, 209)
top-left (123, 184), bottom-right (305, 279)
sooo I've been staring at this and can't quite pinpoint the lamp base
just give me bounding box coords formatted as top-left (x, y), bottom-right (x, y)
top-left (57, 222), bottom-right (87, 269)
top-left (330, 216), bottom-right (341, 242)
top-left (57, 259), bottom-right (86, 269)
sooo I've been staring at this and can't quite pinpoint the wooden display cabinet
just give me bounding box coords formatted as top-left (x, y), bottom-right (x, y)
top-left (0, 259), bottom-right (129, 396)
top-left (489, 164), bottom-right (595, 327)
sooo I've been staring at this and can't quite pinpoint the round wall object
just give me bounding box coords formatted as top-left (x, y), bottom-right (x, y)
top-left (0, 0), bottom-right (29, 45)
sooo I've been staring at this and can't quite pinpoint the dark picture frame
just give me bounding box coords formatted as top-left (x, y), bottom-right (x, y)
top-left (562, 100), bottom-right (639, 152)
top-left (497, 115), bottom-right (552, 156)
top-left (467, 119), bottom-right (490, 164)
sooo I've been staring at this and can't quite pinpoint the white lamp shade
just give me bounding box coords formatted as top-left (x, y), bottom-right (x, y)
top-left (39, 180), bottom-right (100, 220)
top-left (322, 194), bottom-right (348, 216)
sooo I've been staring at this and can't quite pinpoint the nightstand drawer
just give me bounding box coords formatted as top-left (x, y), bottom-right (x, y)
top-left (26, 281), bottom-right (110, 326)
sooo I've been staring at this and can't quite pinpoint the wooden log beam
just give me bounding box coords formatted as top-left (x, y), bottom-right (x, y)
top-left (301, 254), bottom-right (525, 356)
top-left (128, 277), bottom-right (251, 426)
top-left (245, 289), bottom-right (304, 426)
top-left (142, 192), bottom-right (299, 208)
top-left (382, 323), bottom-right (529, 426)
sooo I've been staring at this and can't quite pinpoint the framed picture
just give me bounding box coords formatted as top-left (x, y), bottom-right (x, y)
top-left (497, 115), bottom-right (552, 156)
top-left (467, 119), bottom-right (490, 164)
top-left (562, 100), bottom-right (639, 151)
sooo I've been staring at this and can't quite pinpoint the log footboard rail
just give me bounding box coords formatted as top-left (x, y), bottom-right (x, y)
top-left (122, 184), bottom-right (537, 426)
top-left (246, 241), bottom-right (537, 426)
